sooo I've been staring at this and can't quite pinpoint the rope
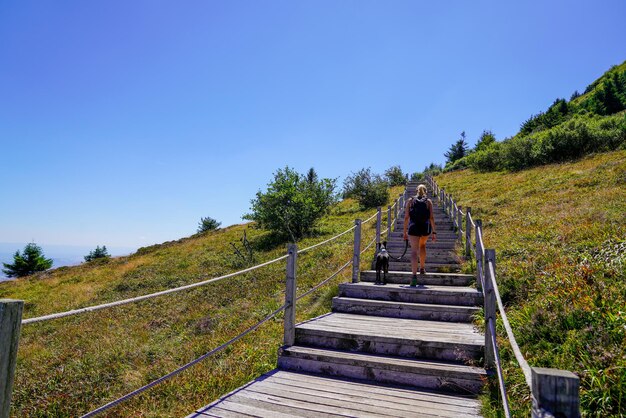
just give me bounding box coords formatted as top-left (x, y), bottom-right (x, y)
top-left (487, 261), bottom-right (533, 388)
top-left (476, 228), bottom-right (486, 259)
top-left (296, 259), bottom-right (352, 301)
top-left (362, 211), bottom-right (378, 224)
top-left (297, 224), bottom-right (356, 255)
top-left (489, 317), bottom-right (512, 418)
top-left (22, 255), bottom-right (289, 325)
top-left (468, 212), bottom-right (476, 228)
top-left (360, 236), bottom-right (377, 255)
top-left (80, 302), bottom-right (287, 417)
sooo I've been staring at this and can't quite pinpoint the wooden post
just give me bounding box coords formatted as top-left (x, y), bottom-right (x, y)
top-left (352, 219), bottom-right (362, 283)
top-left (283, 244), bottom-right (297, 346)
top-left (484, 249), bottom-right (496, 370)
top-left (457, 207), bottom-right (463, 243)
top-left (531, 367), bottom-right (580, 418)
top-left (475, 219), bottom-right (483, 292)
top-left (387, 205), bottom-right (392, 235)
top-left (376, 207), bottom-right (382, 245)
top-left (465, 207), bottom-right (472, 258)
top-left (393, 199), bottom-right (398, 224)
top-left (0, 299), bottom-right (24, 418)
top-left (440, 189), bottom-right (445, 210)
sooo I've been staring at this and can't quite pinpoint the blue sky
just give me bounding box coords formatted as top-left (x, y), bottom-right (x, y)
top-left (1, 0), bottom-right (625, 250)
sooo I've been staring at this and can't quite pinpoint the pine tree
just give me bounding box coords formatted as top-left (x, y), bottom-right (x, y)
top-left (444, 132), bottom-right (469, 164)
top-left (2, 243), bottom-right (53, 277)
top-left (84, 245), bottom-right (110, 262)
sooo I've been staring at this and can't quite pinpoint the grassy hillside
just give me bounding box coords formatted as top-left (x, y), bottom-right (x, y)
top-left (0, 186), bottom-right (403, 417)
top-left (435, 151), bottom-right (626, 417)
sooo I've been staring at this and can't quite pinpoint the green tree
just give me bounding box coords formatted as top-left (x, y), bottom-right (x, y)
top-left (197, 216), bottom-right (221, 233)
top-left (84, 245), bottom-right (110, 262)
top-left (444, 132), bottom-right (469, 165)
top-left (384, 165), bottom-right (406, 187)
top-left (474, 130), bottom-right (496, 153)
top-left (244, 167), bottom-right (337, 241)
top-left (343, 168), bottom-right (389, 209)
top-left (2, 243), bottom-right (53, 278)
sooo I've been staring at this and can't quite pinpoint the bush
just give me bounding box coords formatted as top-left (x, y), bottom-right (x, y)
top-left (197, 216), bottom-right (221, 233)
top-left (384, 165), bottom-right (406, 187)
top-left (343, 168), bottom-right (389, 209)
top-left (84, 245), bottom-right (110, 262)
top-left (466, 113), bottom-right (626, 172)
top-left (244, 167), bottom-right (337, 241)
top-left (2, 243), bottom-right (53, 277)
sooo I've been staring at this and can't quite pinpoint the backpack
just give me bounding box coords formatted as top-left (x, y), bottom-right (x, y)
top-left (409, 197), bottom-right (430, 223)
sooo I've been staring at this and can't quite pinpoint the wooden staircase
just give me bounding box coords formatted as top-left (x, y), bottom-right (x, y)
top-left (189, 182), bottom-right (487, 417)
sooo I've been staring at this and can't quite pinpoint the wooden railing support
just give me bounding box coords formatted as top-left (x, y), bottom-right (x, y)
top-left (283, 244), bottom-right (297, 346)
top-left (457, 207), bottom-right (463, 243)
top-left (531, 367), bottom-right (580, 418)
top-left (0, 299), bottom-right (23, 418)
top-left (376, 207), bottom-right (382, 245)
top-left (475, 219), bottom-right (483, 292)
top-left (351, 219), bottom-right (362, 283)
top-left (387, 205), bottom-right (392, 235)
top-left (484, 249), bottom-right (497, 370)
top-left (393, 198), bottom-right (398, 225)
top-left (465, 207), bottom-right (472, 258)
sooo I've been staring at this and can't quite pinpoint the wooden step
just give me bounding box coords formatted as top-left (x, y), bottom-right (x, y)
top-left (339, 282), bottom-right (482, 306)
top-left (188, 370), bottom-right (483, 418)
top-left (332, 297), bottom-right (479, 322)
top-left (385, 262), bottom-right (461, 272)
top-left (278, 346), bottom-right (487, 395)
top-left (360, 270), bottom-right (474, 286)
top-left (295, 313), bottom-right (484, 362)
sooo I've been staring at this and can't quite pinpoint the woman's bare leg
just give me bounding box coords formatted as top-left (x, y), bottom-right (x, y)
top-left (419, 236), bottom-right (428, 271)
top-left (408, 235), bottom-right (420, 276)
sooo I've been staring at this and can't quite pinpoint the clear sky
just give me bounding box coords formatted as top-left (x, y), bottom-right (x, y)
top-left (1, 0), bottom-right (625, 250)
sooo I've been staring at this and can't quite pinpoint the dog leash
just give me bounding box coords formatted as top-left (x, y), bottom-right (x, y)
top-left (387, 239), bottom-right (409, 261)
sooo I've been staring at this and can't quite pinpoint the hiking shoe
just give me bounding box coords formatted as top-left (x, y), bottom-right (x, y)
top-left (410, 274), bottom-right (418, 287)
top-left (420, 268), bottom-right (426, 275)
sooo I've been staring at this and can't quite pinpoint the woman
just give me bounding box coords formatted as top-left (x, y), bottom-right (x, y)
top-left (403, 184), bottom-right (437, 287)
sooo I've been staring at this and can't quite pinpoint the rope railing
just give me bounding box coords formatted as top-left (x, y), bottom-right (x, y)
top-left (487, 260), bottom-right (533, 387)
top-left (22, 254), bottom-right (290, 325)
top-left (488, 317), bottom-right (511, 418)
top-left (425, 174), bottom-right (580, 417)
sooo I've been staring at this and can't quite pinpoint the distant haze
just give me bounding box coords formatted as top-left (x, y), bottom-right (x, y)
top-left (0, 243), bottom-right (135, 279)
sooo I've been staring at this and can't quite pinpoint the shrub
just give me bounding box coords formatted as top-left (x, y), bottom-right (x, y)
top-left (197, 216), bottom-right (221, 233)
top-left (244, 167), bottom-right (337, 241)
top-left (343, 168), bottom-right (389, 209)
top-left (2, 243), bottom-right (53, 277)
top-left (384, 165), bottom-right (406, 187)
top-left (84, 245), bottom-right (110, 262)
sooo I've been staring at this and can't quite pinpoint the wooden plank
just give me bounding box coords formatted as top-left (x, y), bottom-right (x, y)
top-left (229, 391), bottom-right (397, 418)
top-left (270, 372), bottom-right (481, 409)
top-left (246, 382), bottom-right (480, 417)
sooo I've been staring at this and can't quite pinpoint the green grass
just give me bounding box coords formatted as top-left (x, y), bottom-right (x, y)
top-left (0, 186), bottom-right (403, 417)
top-left (435, 151), bottom-right (626, 417)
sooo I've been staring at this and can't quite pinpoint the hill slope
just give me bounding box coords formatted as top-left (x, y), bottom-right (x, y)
top-left (0, 188), bottom-right (401, 417)
top-left (435, 150), bottom-right (626, 417)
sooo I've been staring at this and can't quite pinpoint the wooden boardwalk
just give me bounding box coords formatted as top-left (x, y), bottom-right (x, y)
top-left (188, 182), bottom-right (487, 417)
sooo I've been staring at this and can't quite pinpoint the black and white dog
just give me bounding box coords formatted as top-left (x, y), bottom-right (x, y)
top-left (375, 241), bottom-right (390, 285)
